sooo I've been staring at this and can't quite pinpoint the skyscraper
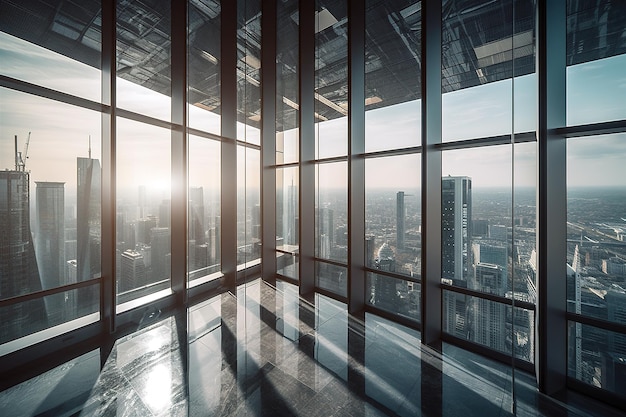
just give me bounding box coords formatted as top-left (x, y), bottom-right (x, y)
top-left (189, 186), bottom-right (206, 245)
top-left (287, 182), bottom-right (298, 245)
top-left (473, 263), bottom-right (507, 352)
top-left (442, 176), bottom-right (472, 340)
top-left (442, 176), bottom-right (472, 282)
top-left (120, 250), bottom-right (147, 293)
top-left (151, 227), bottom-right (171, 284)
top-left (77, 155), bottom-right (100, 316)
top-left (397, 191), bottom-right (405, 250)
top-left (0, 170), bottom-right (47, 341)
top-left (317, 206), bottom-right (334, 258)
top-left (76, 156), bottom-right (101, 282)
top-left (35, 181), bottom-right (65, 325)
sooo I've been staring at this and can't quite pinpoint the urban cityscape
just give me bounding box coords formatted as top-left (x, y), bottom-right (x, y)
top-left (2, 144), bottom-right (625, 393)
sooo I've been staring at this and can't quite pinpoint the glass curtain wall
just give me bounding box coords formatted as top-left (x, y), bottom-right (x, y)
top-left (440, 0), bottom-right (537, 368)
top-left (314, 0), bottom-right (348, 297)
top-left (363, 0), bottom-right (422, 322)
top-left (115, 0), bottom-right (173, 305)
top-left (0, 0), bottom-right (103, 350)
top-left (187, 1), bottom-right (222, 285)
top-left (275, 0), bottom-right (300, 281)
top-left (236, 0), bottom-right (262, 271)
top-left (565, 1), bottom-right (626, 402)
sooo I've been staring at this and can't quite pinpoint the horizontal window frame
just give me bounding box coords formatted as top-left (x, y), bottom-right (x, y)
top-left (0, 278), bottom-right (101, 309)
top-left (442, 283), bottom-right (536, 312)
top-left (566, 312), bottom-right (626, 336)
top-left (365, 267), bottom-right (422, 285)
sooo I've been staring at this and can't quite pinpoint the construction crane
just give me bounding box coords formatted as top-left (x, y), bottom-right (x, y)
top-left (14, 131), bottom-right (31, 172)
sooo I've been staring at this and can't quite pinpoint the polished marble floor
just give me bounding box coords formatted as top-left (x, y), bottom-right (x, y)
top-left (1, 279), bottom-right (625, 416)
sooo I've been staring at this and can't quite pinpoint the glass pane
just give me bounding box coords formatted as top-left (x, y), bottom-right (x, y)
top-left (441, 0), bottom-right (536, 142)
top-left (316, 162), bottom-right (348, 263)
top-left (365, 154), bottom-right (421, 278)
top-left (0, 2), bottom-right (101, 101)
top-left (315, 0), bottom-right (348, 159)
top-left (443, 290), bottom-right (534, 362)
top-left (568, 322), bottom-right (626, 400)
top-left (513, 141), bottom-right (536, 305)
top-left (366, 272), bottom-right (420, 322)
top-left (567, 134), bottom-right (626, 325)
top-left (277, 252), bottom-right (298, 280)
top-left (566, 1), bottom-right (626, 126)
top-left (236, 0), bottom-right (262, 145)
top-left (117, 0), bottom-right (171, 121)
top-left (441, 146), bottom-right (514, 297)
top-left (188, 135), bottom-right (221, 282)
top-left (1, 285), bottom-right (99, 346)
top-left (276, 167), bottom-right (299, 251)
top-left (237, 146), bottom-right (261, 267)
top-left (116, 118), bottom-right (171, 304)
top-left (0, 89), bottom-right (101, 338)
top-left (316, 261), bottom-right (347, 298)
top-left (365, 0), bottom-right (421, 152)
top-left (188, 0), bottom-right (221, 135)
top-left (276, 0), bottom-right (299, 165)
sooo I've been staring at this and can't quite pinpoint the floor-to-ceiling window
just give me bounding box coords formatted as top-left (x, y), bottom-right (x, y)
top-left (1, 0), bottom-right (626, 409)
top-left (363, 0), bottom-right (422, 323)
top-left (565, 0), bottom-right (626, 400)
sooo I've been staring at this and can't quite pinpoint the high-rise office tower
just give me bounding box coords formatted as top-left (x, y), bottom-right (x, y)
top-left (0, 170), bottom-right (47, 341)
top-left (76, 156), bottom-right (101, 282)
top-left (120, 250), bottom-right (147, 293)
top-left (36, 182), bottom-right (65, 288)
top-left (473, 263), bottom-right (507, 352)
top-left (35, 181), bottom-right (65, 325)
top-left (442, 176), bottom-right (472, 282)
top-left (151, 227), bottom-right (171, 284)
top-left (77, 155), bottom-right (100, 316)
top-left (136, 216), bottom-right (157, 245)
top-left (442, 176), bottom-right (472, 340)
top-left (287, 182), bottom-right (298, 246)
top-left (189, 187), bottom-right (206, 245)
top-left (365, 234), bottom-right (376, 268)
top-left (317, 206), bottom-right (334, 257)
top-left (475, 242), bottom-right (508, 290)
top-left (374, 243), bottom-right (398, 312)
top-left (159, 199), bottom-right (171, 228)
top-left (138, 185), bottom-right (147, 219)
top-left (397, 191), bottom-right (405, 250)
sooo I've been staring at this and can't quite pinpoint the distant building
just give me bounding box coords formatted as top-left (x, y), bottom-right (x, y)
top-left (36, 181), bottom-right (65, 325)
top-left (120, 250), bottom-right (147, 293)
top-left (397, 191), bottom-right (406, 250)
top-left (473, 263), bottom-right (507, 352)
top-left (442, 176), bottom-right (472, 282)
top-left (602, 257), bottom-right (626, 278)
top-left (77, 155), bottom-right (101, 315)
top-left (374, 243), bottom-right (398, 312)
top-left (0, 170), bottom-right (47, 341)
top-left (151, 227), bottom-right (171, 284)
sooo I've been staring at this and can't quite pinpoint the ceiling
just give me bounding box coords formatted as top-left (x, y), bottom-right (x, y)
top-left (1, 0), bottom-right (625, 132)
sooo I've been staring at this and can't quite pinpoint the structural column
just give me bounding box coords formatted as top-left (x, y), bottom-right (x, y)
top-left (170, 0), bottom-right (188, 305)
top-left (536, 0), bottom-right (567, 395)
top-left (299, 0), bottom-right (316, 296)
top-left (421, 0), bottom-right (443, 345)
top-left (348, 0), bottom-right (366, 314)
top-left (261, 0), bottom-right (277, 285)
top-left (221, 0), bottom-right (238, 290)
top-left (101, 0), bottom-right (116, 334)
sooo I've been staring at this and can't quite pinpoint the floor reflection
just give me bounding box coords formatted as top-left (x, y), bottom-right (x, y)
top-left (1, 279), bottom-right (624, 416)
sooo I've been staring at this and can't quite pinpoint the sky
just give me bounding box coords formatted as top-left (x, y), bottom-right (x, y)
top-left (1, 31), bottom-right (626, 194)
